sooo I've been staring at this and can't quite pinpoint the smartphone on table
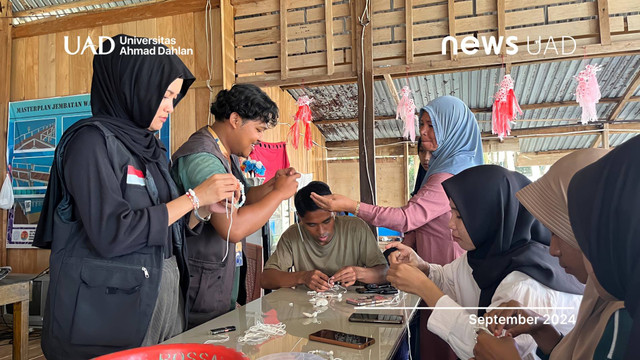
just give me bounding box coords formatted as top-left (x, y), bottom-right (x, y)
top-left (348, 313), bottom-right (404, 324)
top-left (309, 329), bottom-right (375, 350)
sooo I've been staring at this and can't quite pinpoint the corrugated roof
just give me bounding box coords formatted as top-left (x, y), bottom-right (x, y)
top-left (10, 0), bottom-right (154, 25)
top-left (292, 55), bottom-right (640, 153)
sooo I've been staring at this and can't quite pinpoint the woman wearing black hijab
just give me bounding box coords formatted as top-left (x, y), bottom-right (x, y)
top-left (568, 136), bottom-right (640, 360)
top-left (33, 35), bottom-right (239, 359)
top-left (387, 165), bottom-right (584, 360)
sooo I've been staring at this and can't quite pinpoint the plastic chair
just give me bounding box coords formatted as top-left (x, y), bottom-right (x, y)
top-left (93, 343), bottom-right (248, 360)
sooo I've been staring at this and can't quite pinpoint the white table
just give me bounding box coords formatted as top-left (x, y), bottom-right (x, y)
top-left (164, 287), bottom-right (421, 360)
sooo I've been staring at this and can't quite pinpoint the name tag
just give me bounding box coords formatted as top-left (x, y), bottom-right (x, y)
top-left (235, 242), bottom-right (243, 267)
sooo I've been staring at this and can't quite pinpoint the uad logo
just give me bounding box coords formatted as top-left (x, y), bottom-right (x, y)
top-left (64, 36), bottom-right (115, 55)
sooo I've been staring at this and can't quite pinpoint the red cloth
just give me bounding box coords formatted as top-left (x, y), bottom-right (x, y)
top-left (249, 142), bottom-right (290, 182)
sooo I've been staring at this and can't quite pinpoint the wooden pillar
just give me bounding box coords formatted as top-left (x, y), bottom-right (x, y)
top-left (403, 143), bottom-right (410, 204)
top-left (602, 123), bottom-right (610, 149)
top-left (353, 0), bottom-right (377, 234)
top-left (280, 0), bottom-right (289, 79)
top-left (0, 0), bottom-right (12, 267)
top-left (220, 0), bottom-right (236, 89)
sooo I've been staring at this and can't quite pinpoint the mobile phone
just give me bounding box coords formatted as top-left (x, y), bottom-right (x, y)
top-left (348, 313), bottom-right (404, 324)
top-left (309, 329), bottom-right (375, 350)
top-left (346, 295), bottom-right (389, 306)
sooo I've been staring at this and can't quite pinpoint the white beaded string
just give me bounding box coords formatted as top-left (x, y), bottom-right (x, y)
top-left (308, 350), bottom-right (343, 360)
top-left (204, 334), bottom-right (229, 344)
top-left (237, 321), bottom-right (287, 345)
top-left (221, 179), bottom-right (245, 262)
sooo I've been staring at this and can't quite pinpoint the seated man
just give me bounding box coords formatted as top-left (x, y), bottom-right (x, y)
top-left (262, 181), bottom-right (388, 292)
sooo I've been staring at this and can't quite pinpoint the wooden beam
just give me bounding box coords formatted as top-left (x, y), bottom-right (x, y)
top-left (325, 0), bottom-right (334, 75)
top-left (447, 0), bottom-right (456, 61)
top-left (384, 74), bottom-right (400, 106)
top-left (220, 0), bottom-right (236, 89)
top-left (350, 0), bottom-right (358, 72)
top-left (13, 0), bottom-right (214, 38)
top-left (608, 69), bottom-right (640, 120)
top-left (483, 138), bottom-right (521, 152)
top-left (516, 151), bottom-right (573, 167)
top-left (327, 138), bottom-right (407, 149)
top-left (327, 138), bottom-right (518, 153)
top-left (482, 122), bottom-right (640, 138)
top-left (354, 0), bottom-right (377, 208)
top-left (280, 0), bottom-right (289, 80)
top-left (13, 0), bottom-right (148, 18)
top-left (405, 0), bottom-right (414, 64)
top-left (602, 123), bottom-right (610, 149)
top-left (0, 0), bottom-right (10, 267)
top-left (497, 0), bottom-right (506, 55)
top-left (597, 0), bottom-right (611, 46)
top-left (403, 142), bottom-right (410, 203)
top-left (376, 41), bottom-right (640, 77)
top-left (590, 133), bottom-right (603, 148)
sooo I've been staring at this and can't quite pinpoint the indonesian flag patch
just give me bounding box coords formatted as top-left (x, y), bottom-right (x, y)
top-left (126, 165), bottom-right (146, 186)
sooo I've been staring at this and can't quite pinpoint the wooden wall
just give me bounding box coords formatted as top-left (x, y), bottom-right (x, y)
top-left (2, 3), bottom-right (327, 273)
top-left (327, 157), bottom-right (406, 208)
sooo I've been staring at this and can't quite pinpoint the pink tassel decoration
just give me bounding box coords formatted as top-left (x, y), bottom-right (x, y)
top-left (492, 74), bottom-right (523, 140)
top-left (396, 86), bottom-right (417, 142)
top-left (574, 64), bottom-right (602, 124)
top-left (288, 95), bottom-right (314, 150)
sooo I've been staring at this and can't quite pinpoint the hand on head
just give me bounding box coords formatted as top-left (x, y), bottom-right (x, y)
top-left (310, 193), bottom-right (357, 213)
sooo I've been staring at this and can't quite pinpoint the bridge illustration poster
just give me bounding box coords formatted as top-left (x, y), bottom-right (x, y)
top-left (6, 95), bottom-right (171, 248)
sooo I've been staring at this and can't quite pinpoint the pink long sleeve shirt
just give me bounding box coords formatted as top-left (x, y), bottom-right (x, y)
top-left (358, 172), bottom-right (464, 265)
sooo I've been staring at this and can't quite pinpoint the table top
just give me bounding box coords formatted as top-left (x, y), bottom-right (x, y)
top-left (164, 287), bottom-right (421, 360)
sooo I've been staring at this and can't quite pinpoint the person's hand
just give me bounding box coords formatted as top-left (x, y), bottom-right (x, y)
top-left (310, 193), bottom-right (357, 213)
top-left (385, 242), bottom-right (426, 269)
top-left (386, 260), bottom-right (428, 295)
top-left (273, 172), bottom-right (301, 199)
top-left (193, 173), bottom-right (239, 206)
top-left (330, 266), bottom-right (358, 287)
top-left (302, 270), bottom-right (331, 292)
top-left (471, 331), bottom-right (521, 360)
top-left (484, 300), bottom-right (544, 337)
top-left (275, 167), bottom-right (297, 178)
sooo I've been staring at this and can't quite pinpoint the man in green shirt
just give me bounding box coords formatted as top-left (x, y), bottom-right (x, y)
top-left (171, 84), bottom-right (300, 327)
top-left (262, 181), bottom-right (388, 292)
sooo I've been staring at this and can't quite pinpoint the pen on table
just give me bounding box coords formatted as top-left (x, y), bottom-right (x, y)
top-left (209, 326), bottom-right (236, 335)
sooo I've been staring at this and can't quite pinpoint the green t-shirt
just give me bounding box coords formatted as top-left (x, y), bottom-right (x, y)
top-left (171, 152), bottom-right (246, 309)
top-left (264, 216), bottom-right (387, 276)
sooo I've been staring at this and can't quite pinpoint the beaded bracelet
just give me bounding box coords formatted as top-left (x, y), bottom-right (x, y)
top-left (354, 201), bottom-right (361, 216)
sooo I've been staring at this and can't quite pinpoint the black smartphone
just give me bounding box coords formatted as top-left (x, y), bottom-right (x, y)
top-left (348, 313), bottom-right (404, 325)
top-left (309, 329), bottom-right (375, 349)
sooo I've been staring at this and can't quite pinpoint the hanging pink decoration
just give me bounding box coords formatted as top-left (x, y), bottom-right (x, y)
top-left (288, 95), bottom-right (314, 150)
top-left (574, 64), bottom-right (602, 124)
top-left (396, 86), bottom-right (417, 142)
top-left (491, 74), bottom-right (523, 140)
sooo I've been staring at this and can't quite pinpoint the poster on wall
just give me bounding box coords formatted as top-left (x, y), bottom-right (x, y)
top-left (5, 94), bottom-right (171, 248)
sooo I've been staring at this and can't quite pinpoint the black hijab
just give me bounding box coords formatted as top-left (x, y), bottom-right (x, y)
top-left (442, 165), bottom-right (584, 315)
top-left (34, 34), bottom-right (195, 248)
top-left (568, 136), bottom-right (640, 359)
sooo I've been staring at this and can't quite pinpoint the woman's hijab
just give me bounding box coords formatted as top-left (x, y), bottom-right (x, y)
top-left (419, 96), bottom-right (483, 187)
top-left (442, 165), bottom-right (584, 315)
top-left (568, 136), bottom-right (640, 359)
top-left (517, 149), bottom-right (623, 360)
top-left (34, 34), bottom-right (195, 248)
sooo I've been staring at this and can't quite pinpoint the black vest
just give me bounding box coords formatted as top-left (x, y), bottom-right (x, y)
top-left (171, 126), bottom-right (248, 328)
top-left (40, 122), bottom-right (189, 359)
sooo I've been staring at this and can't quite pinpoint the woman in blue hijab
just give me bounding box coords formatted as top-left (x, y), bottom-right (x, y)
top-left (312, 95), bottom-right (483, 360)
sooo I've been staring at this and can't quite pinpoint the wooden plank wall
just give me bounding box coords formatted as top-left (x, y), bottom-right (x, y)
top-left (233, 0), bottom-right (640, 84)
top-left (327, 157), bottom-right (406, 208)
top-left (4, 10), bottom-right (327, 273)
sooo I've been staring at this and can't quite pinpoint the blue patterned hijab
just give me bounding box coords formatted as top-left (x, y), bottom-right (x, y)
top-left (419, 96), bottom-right (483, 187)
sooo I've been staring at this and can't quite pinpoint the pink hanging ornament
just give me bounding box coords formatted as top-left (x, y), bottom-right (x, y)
top-left (396, 86), bottom-right (417, 142)
top-left (492, 74), bottom-right (523, 140)
top-left (288, 95), bottom-right (314, 150)
top-left (574, 64), bottom-right (602, 124)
